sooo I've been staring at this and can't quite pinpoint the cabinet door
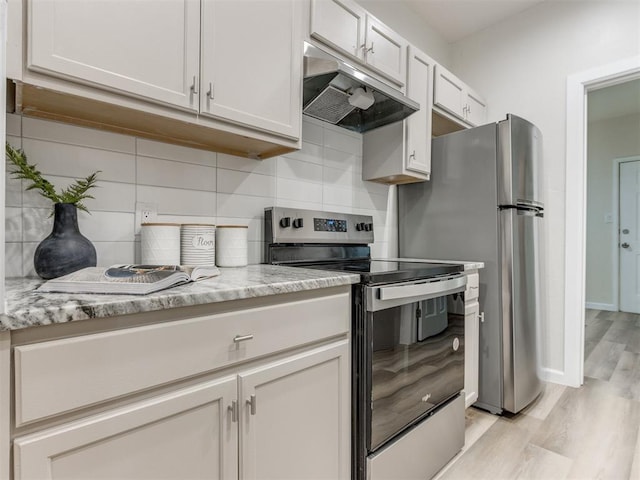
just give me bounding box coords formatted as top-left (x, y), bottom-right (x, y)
top-left (364, 16), bottom-right (407, 87)
top-left (239, 340), bottom-right (350, 480)
top-left (464, 300), bottom-right (480, 408)
top-left (14, 377), bottom-right (238, 480)
top-left (466, 89), bottom-right (488, 126)
top-left (28, 0), bottom-right (200, 111)
top-left (310, 0), bottom-right (367, 61)
top-left (433, 64), bottom-right (466, 120)
top-left (405, 47), bottom-right (434, 176)
top-left (200, 0), bottom-right (302, 139)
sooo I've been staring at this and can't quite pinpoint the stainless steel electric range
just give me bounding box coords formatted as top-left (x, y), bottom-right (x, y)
top-left (265, 207), bottom-right (467, 480)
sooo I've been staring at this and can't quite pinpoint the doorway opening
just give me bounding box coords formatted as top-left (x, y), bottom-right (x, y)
top-left (564, 56), bottom-right (640, 387)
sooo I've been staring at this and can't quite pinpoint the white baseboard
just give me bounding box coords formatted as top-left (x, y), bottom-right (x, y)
top-left (585, 302), bottom-right (617, 312)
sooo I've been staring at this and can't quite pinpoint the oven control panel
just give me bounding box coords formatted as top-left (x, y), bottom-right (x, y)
top-left (314, 217), bottom-right (347, 232)
top-left (265, 207), bottom-right (374, 244)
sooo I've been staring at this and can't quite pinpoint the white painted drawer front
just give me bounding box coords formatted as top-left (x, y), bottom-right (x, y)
top-left (14, 291), bottom-right (350, 425)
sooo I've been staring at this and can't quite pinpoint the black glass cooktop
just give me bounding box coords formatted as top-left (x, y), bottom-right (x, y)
top-left (293, 259), bottom-right (464, 285)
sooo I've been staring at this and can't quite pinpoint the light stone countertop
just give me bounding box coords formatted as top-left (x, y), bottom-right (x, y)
top-left (1, 265), bottom-right (360, 332)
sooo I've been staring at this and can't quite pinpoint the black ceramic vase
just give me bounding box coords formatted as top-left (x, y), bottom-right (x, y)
top-left (34, 203), bottom-right (97, 279)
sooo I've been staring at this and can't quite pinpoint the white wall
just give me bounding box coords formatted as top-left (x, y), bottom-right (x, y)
top-left (5, 114), bottom-right (394, 277)
top-left (586, 112), bottom-right (640, 308)
top-left (450, 0), bottom-right (640, 377)
top-left (355, 0), bottom-right (452, 67)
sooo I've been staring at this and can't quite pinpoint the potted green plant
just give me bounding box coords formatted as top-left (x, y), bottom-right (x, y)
top-left (5, 142), bottom-right (100, 279)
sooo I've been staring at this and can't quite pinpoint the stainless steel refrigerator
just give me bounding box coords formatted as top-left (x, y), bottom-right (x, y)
top-left (398, 114), bottom-right (543, 414)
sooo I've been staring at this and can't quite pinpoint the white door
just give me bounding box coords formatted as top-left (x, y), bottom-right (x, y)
top-left (28, 0), bottom-right (201, 111)
top-left (14, 377), bottom-right (238, 480)
top-left (200, 0), bottom-right (302, 139)
top-left (619, 160), bottom-right (640, 313)
top-left (239, 340), bottom-right (350, 480)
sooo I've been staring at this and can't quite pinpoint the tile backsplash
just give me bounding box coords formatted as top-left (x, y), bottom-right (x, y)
top-left (5, 114), bottom-right (395, 278)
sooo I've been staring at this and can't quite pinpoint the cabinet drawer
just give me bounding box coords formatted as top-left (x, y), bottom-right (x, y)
top-left (14, 291), bottom-right (350, 426)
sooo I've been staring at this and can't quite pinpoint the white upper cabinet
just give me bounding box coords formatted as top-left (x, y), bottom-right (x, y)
top-left (434, 64), bottom-right (487, 127)
top-left (362, 45), bottom-right (433, 184)
top-left (309, 0), bottom-right (367, 60)
top-left (23, 0), bottom-right (303, 156)
top-left (405, 46), bottom-right (435, 177)
top-left (28, 0), bottom-right (201, 111)
top-left (200, 0), bottom-right (302, 139)
top-left (310, 0), bottom-right (407, 87)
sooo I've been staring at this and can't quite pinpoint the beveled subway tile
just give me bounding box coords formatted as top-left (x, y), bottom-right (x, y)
top-left (22, 116), bottom-right (135, 153)
top-left (137, 185), bottom-right (216, 217)
top-left (5, 242), bottom-right (23, 278)
top-left (21, 138), bottom-right (136, 183)
top-left (5, 207), bottom-right (22, 242)
top-left (217, 168), bottom-right (275, 197)
top-left (136, 138), bottom-right (216, 166)
top-left (277, 156), bottom-right (323, 182)
top-left (94, 241), bottom-right (136, 267)
top-left (6, 113), bottom-right (22, 137)
top-left (137, 156), bottom-right (216, 191)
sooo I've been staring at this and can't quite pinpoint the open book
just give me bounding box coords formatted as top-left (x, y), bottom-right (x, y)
top-left (37, 264), bottom-right (221, 295)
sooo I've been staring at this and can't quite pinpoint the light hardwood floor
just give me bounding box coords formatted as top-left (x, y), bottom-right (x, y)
top-left (434, 309), bottom-right (640, 480)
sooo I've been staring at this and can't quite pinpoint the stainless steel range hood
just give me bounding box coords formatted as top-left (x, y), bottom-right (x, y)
top-left (303, 42), bottom-right (419, 133)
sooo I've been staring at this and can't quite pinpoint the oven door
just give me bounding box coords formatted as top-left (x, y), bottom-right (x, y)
top-left (363, 275), bottom-right (466, 452)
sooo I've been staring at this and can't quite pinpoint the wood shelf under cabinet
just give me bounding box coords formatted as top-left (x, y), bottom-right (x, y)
top-left (11, 83), bottom-right (296, 160)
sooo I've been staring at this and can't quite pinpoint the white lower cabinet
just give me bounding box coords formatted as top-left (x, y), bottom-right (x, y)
top-left (10, 289), bottom-right (351, 480)
top-left (14, 376), bottom-right (239, 480)
top-left (14, 340), bottom-right (349, 480)
top-left (240, 341), bottom-right (350, 480)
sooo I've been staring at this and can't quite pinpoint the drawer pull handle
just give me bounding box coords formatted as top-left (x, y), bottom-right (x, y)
top-left (228, 401), bottom-right (238, 422)
top-left (233, 334), bottom-right (254, 343)
top-left (247, 394), bottom-right (257, 415)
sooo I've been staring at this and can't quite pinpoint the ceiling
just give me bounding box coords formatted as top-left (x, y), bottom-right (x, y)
top-left (588, 79), bottom-right (640, 123)
top-left (401, 0), bottom-right (546, 43)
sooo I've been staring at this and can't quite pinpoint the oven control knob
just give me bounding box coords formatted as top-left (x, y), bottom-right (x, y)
top-left (279, 217), bottom-right (291, 228)
top-left (292, 218), bottom-right (304, 229)
top-left (364, 223), bottom-right (373, 232)
top-left (356, 222), bottom-right (365, 231)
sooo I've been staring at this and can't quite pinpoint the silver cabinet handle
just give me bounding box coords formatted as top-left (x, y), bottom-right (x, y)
top-left (247, 394), bottom-right (256, 415)
top-left (479, 312), bottom-right (485, 323)
top-left (233, 334), bottom-right (254, 343)
top-left (228, 400), bottom-right (238, 422)
top-left (367, 42), bottom-right (374, 54)
top-left (621, 242), bottom-right (630, 249)
top-left (206, 82), bottom-right (213, 99)
top-left (409, 150), bottom-right (416, 159)
top-left (190, 75), bottom-right (198, 94)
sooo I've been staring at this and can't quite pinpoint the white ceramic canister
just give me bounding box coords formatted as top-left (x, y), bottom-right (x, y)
top-left (215, 225), bottom-right (248, 267)
top-left (180, 224), bottom-right (216, 266)
top-left (140, 223), bottom-right (181, 265)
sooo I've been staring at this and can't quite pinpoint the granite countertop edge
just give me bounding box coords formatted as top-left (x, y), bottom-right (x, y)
top-left (1, 265), bottom-right (360, 332)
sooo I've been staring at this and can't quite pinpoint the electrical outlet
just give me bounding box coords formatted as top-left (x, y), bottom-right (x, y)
top-left (136, 202), bottom-right (157, 228)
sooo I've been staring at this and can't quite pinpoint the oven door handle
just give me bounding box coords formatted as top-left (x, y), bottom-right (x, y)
top-left (378, 276), bottom-right (467, 301)
top-left (367, 275), bottom-right (466, 311)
